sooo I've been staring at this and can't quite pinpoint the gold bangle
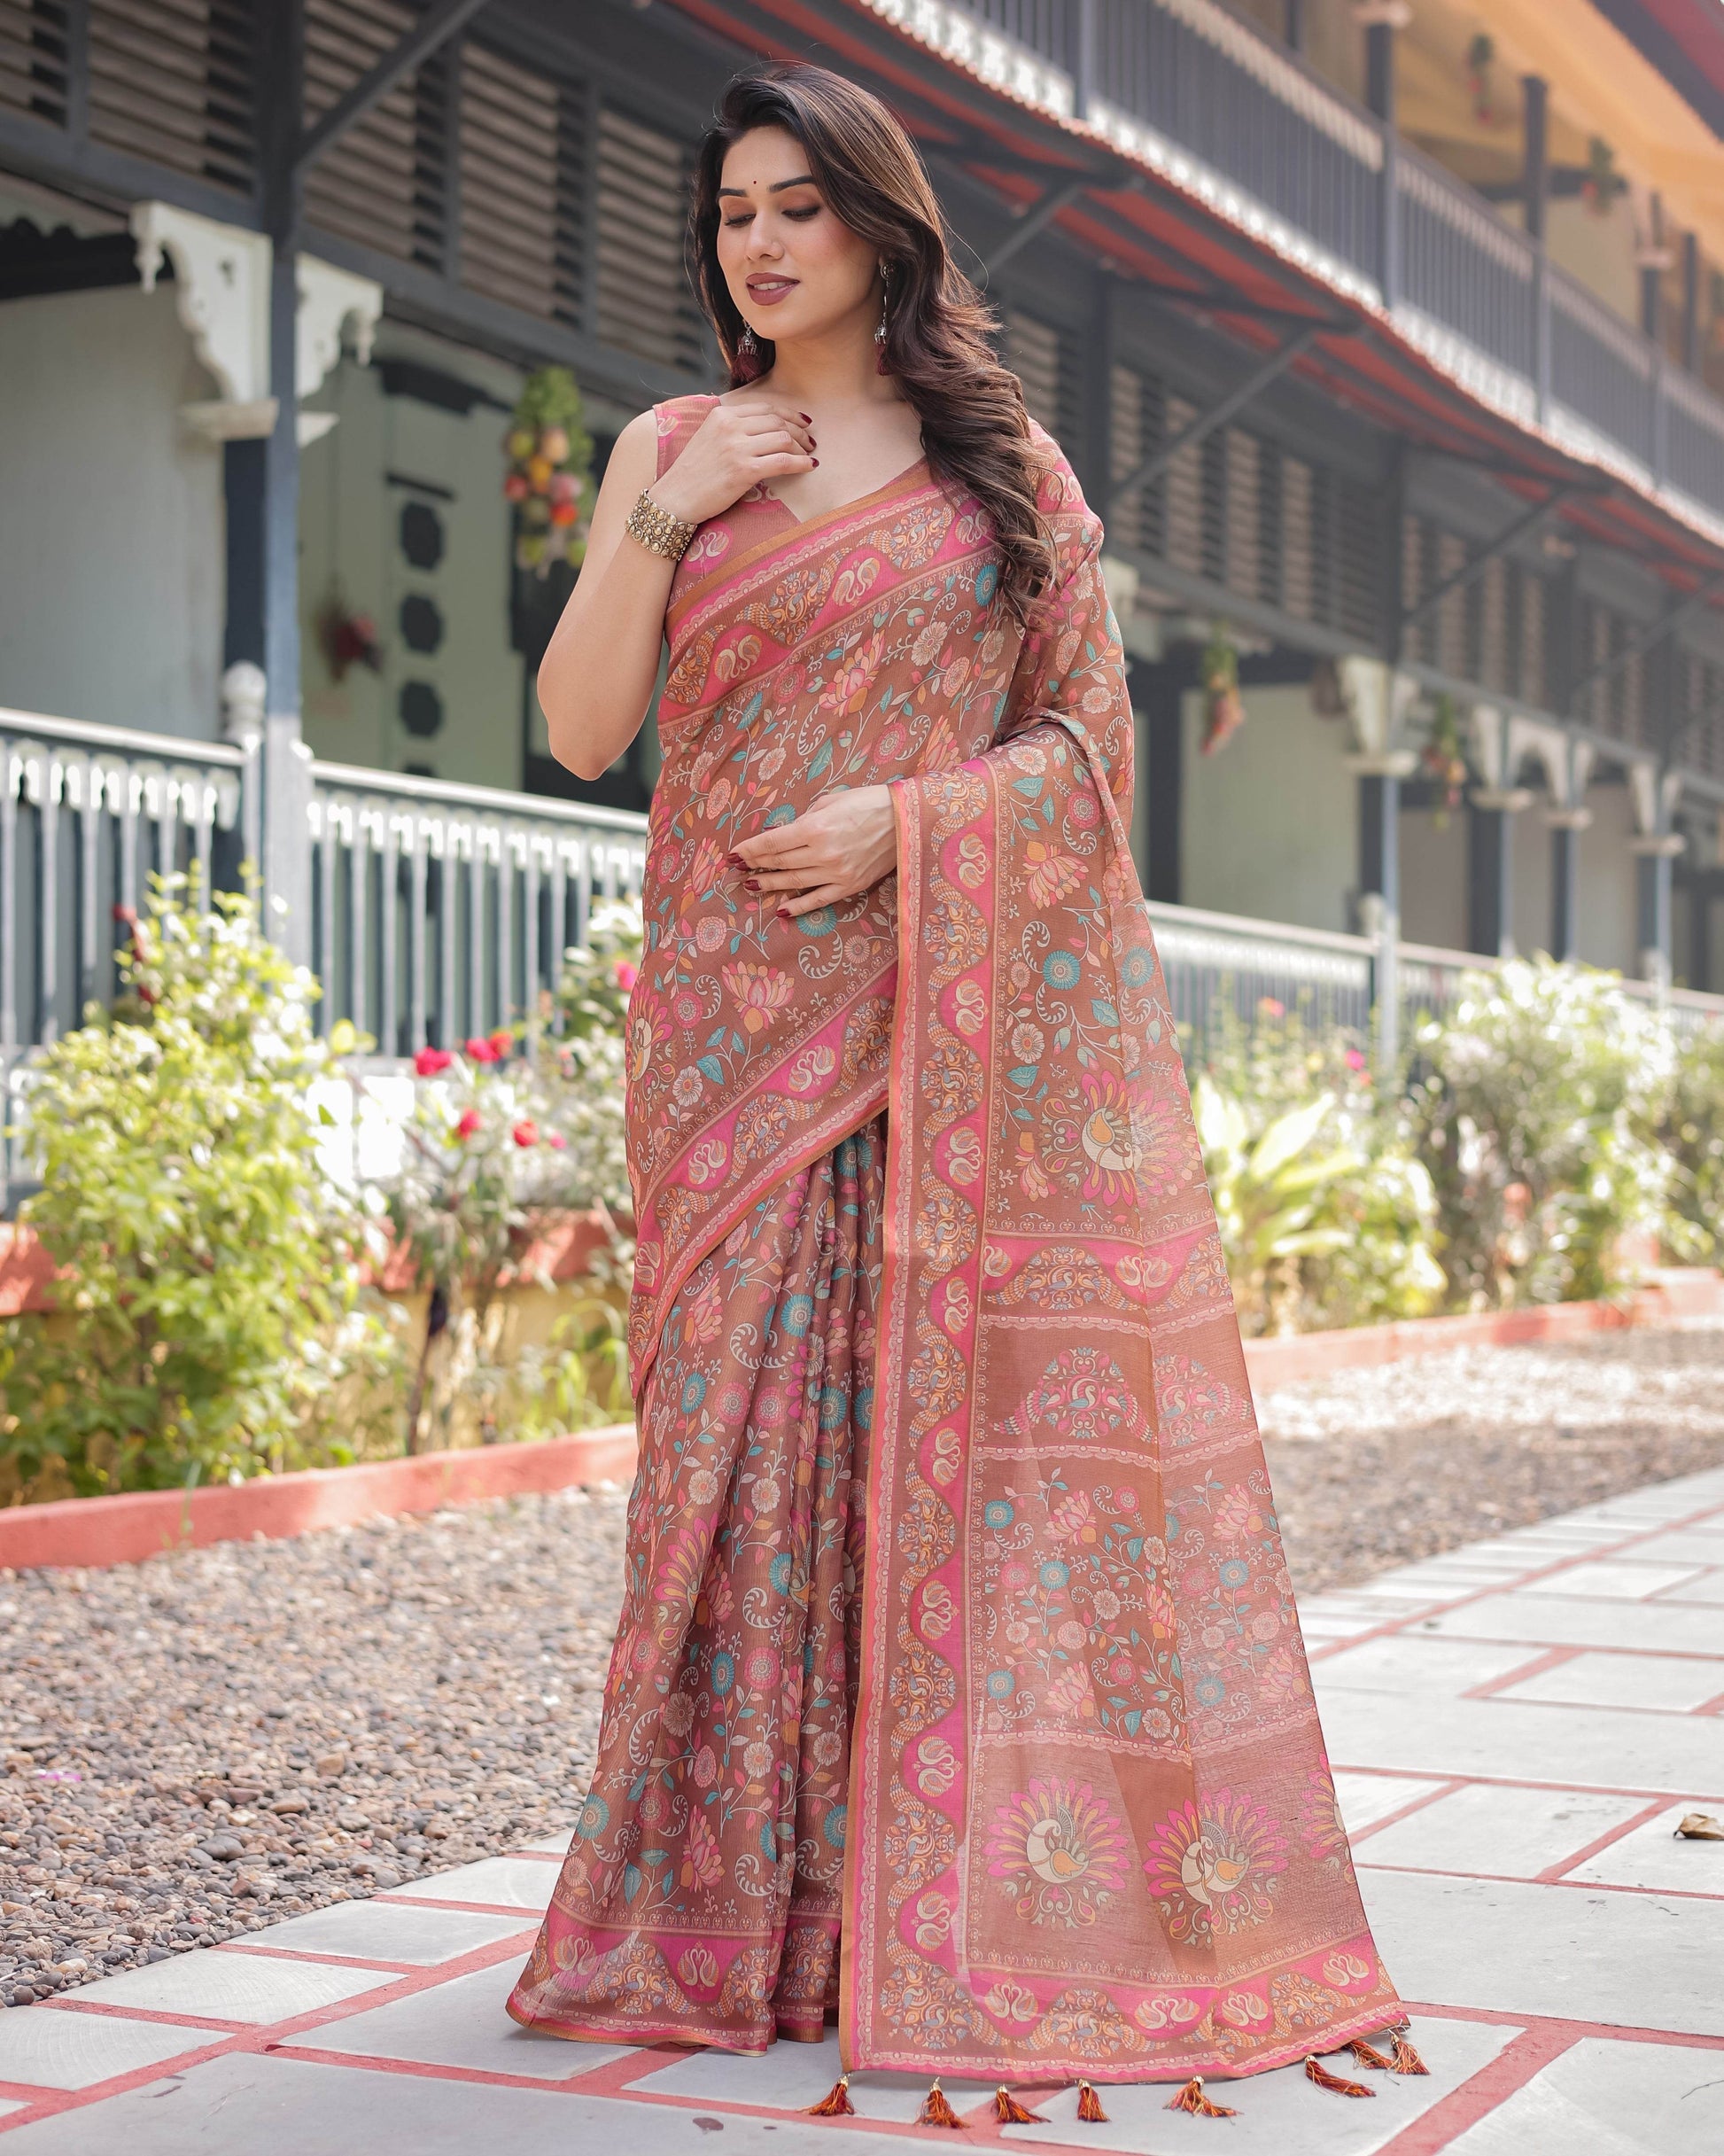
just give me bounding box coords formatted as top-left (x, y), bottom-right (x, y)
top-left (625, 488), bottom-right (698, 563)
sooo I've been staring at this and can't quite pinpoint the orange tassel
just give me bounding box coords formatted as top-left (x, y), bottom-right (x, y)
top-left (804, 2074), bottom-right (855, 2116)
top-left (1348, 2038), bottom-right (1396, 2071)
top-left (1390, 2032), bottom-right (1430, 2076)
top-left (1165, 2075), bottom-right (1239, 2117)
top-left (995, 2086), bottom-right (1047, 2124)
top-left (918, 2079), bottom-right (964, 2128)
top-left (1076, 2080), bottom-right (1110, 2122)
top-left (1305, 2054), bottom-right (1375, 2098)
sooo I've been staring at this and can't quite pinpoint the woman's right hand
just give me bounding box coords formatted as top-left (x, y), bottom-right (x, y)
top-left (648, 397), bottom-right (817, 526)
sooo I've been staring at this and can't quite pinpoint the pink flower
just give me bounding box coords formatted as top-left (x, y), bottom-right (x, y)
top-left (615, 958), bottom-right (639, 993)
top-left (547, 1132), bottom-right (567, 1150)
top-left (512, 1120), bottom-right (539, 1148)
top-left (1344, 1048), bottom-right (1367, 1071)
top-left (1257, 997), bottom-right (1285, 1019)
top-left (414, 1047), bottom-right (454, 1077)
top-left (454, 1107), bottom-right (481, 1141)
top-left (464, 1037), bottom-right (498, 1064)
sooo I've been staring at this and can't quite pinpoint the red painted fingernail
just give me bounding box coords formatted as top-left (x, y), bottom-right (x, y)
top-left (811, 457), bottom-right (819, 466)
top-left (777, 906), bottom-right (792, 918)
top-left (799, 411), bottom-right (812, 421)
top-left (745, 877), bottom-right (760, 891)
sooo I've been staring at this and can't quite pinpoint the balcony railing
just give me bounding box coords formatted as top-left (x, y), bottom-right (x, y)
top-left (962, 0), bottom-right (1724, 533)
top-left (307, 763), bottom-right (648, 1055)
top-left (2, 712), bottom-right (1718, 1101)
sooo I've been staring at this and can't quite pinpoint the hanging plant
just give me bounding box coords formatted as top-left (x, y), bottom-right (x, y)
top-left (315, 582), bottom-right (383, 683)
top-left (1200, 625), bottom-right (1245, 756)
top-left (1419, 691), bottom-right (1469, 828)
top-left (1464, 34), bottom-right (1495, 124)
top-left (503, 367), bottom-right (595, 577)
top-left (1580, 138), bottom-right (1627, 218)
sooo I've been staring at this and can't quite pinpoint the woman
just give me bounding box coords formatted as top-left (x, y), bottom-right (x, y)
top-left (508, 62), bottom-right (1409, 2105)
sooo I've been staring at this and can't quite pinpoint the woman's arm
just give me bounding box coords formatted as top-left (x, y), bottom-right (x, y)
top-left (536, 412), bottom-right (673, 782)
top-left (538, 399), bottom-right (817, 782)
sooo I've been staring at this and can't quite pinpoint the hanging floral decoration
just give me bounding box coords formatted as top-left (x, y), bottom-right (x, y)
top-left (503, 367), bottom-right (594, 577)
top-left (1200, 625), bottom-right (1246, 756)
top-left (1464, 34), bottom-right (1495, 124)
top-left (1580, 138), bottom-right (1627, 218)
top-left (315, 584), bottom-right (383, 683)
top-left (1420, 692), bottom-right (1469, 828)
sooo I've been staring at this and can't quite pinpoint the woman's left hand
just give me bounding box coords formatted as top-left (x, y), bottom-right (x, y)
top-left (729, 783), bottom-right (898, 916)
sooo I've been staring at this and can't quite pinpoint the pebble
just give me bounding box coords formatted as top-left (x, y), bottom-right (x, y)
top-left (4, 1328), bottom-right (1719, 2009)
top-left (1261, 1323), bottom-right (1724, 1591)
top-left (0, 1484), bottom-right (626, 2006)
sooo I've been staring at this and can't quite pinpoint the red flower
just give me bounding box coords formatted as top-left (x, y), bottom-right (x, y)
top-left (512, 1120), bottom-right (539, 1148)
top-left (454, 1107), bottom-right (481, 1141)
top-left (489, 1028), bottom-right (515, 1059)
top-left (464, 1037), bottom-right (498, 1064)
top-left (414, 1047), bottom-right (454, 1077)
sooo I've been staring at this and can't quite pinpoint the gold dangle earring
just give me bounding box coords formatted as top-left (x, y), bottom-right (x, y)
top-left (874, 260), bottom-right (890, 376)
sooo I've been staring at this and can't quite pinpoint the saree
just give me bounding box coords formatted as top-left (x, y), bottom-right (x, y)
top-left (507, 394), bottom-right (1404, 2081)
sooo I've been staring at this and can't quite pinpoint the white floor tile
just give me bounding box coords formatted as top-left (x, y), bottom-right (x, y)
top-left (1332, 1772), bottom-right (1451, 1833)
top-left (73, 1947), bottom-right (396, 2023)
top-left (1359, 1869), bottom-right (1724, 2035)
top-left (1424, 1594), bottom-right (1724, 1656)
top-left (307, 1960), bottom-right (633, 2077)
top-left (996, 2016), bottom-right (1514, 2155)
top-left (242, 1900), bottom-right (532, 1966)
top-left (1314, 1636), bottom-right (1545, 1696)
top-left (1321, 1685), bottom-right (1724, 1794)
top-left (1625, 1530), bottom-right (1724, 1568)
top-left (1656, 1568), bottom-right (1724, 1606)
top-left (1567, 1803), bottom-right (1724, 1894)
top-left (1443, 2035), bottom-right (1724, 2156)
top-left (1521, 1561), bottom-right (1708, 1600)
top-left (0, 2007), bottom-right (215, 2092)
top-left (1356, 1782), bottom-right (1648, 1878)
top-left (390, 1857), bottom-right (558, 1911)
top-left (1495, 1651), bottom-right (1724, 1713)
top-left (636, 2027), bottom-right (997, 2122)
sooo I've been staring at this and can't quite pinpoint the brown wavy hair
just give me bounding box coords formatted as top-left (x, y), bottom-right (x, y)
top-left (687, 63), bottom-right (1057, 623)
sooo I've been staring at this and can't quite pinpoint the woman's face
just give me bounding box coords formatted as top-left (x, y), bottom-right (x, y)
top-left (716, 125), bottom-right (879, 348)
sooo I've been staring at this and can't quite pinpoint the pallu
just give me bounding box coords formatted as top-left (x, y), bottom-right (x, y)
top-left (508, 395), bottom-right (1404, 2079)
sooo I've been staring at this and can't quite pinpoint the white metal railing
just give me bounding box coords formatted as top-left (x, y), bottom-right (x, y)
top-left (307, 762), bottom-right (648, 1055)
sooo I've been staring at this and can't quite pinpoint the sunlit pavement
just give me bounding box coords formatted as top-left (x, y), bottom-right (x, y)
top-left (2, 1467), bottom-right (1721, 2152)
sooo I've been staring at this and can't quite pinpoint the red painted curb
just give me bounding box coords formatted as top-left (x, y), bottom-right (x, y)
top-left (0, 1423), bottom-right (638, 1574)
top-left (1242, 1269), bottom-right (1724, 1390)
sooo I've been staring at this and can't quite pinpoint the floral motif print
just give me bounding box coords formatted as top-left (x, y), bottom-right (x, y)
top-left (509, 1117), bottom-right (884, 2051)
top-left (514, 397), bottom-right (1402, 2082)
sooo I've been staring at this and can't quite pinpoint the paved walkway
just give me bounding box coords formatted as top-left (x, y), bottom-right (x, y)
top-left (2, 1467), bottom-right (1721, 2152)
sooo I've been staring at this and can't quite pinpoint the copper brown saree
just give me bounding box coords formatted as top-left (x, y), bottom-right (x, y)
top-left (507, 394), bottom-right (1403, 2081)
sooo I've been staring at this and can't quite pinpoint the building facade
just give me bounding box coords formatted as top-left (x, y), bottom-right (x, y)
top-left (3, 0), bottom-right (1724, 1058)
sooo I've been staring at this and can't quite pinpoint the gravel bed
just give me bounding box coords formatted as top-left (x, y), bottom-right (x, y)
top-left (4, 1326), bottom-right (1722, 2008)
top-left (0, 1485), bottom-right (627, 2008)
top-left (1261, 1321), bottom-right (1724, 1592)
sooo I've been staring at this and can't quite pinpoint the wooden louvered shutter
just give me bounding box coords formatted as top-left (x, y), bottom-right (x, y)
top-left (303, 0), bottom-right (444, 269)
top-left (457, 42), bottom-right (571, 321)
top-left (594, 103), bottom-right (703, 371)
top-left (65, 0), bottom-right (255, 196)
top-left (0, 0), bottom-right (70, 128)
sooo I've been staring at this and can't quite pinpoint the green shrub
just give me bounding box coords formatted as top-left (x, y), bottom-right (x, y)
top-left (385, 898), bottom-right (640, 1450)
top-left (1658, 1019), bottom-right (1724, 1261)
top-left (0, 876), bottom-right (396, 1499)
top-left (1411, 956), bottom-right (1673, 1308)
top-left (1188, 997), bottom-right (1442, 1334)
